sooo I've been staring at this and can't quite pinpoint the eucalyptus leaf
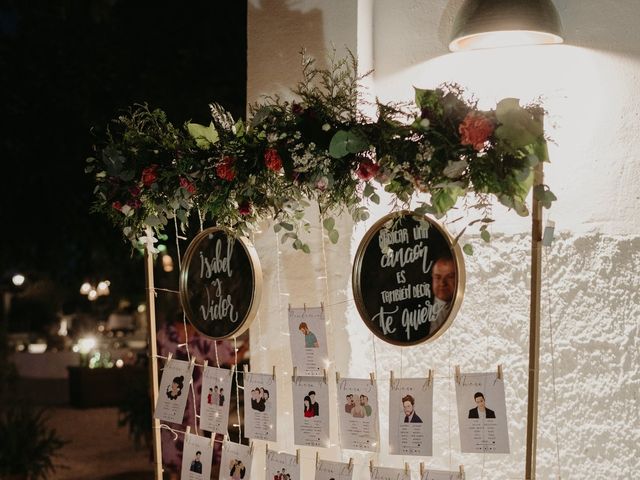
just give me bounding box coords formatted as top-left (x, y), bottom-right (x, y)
top-left (144, 215), bottom-right (162, 227)
top-left (328, 229), bottom-right (339, 244)
top-left (280, 222), bottom-right (294, 231)
top-left (443, 159), bottom-right (468, 179)
top-left (363, 183), bottom-right (375, 197)
top-left (370, 193), bottom-right (380, 204)
top-left (301, 244), bottom-right (311, 254)
top-left (273, 223), bottom-right (282, 233)
top-left (463, 244), bottom-right (474, 255)
top-left (323, 217), bottom-right (335, 231)
top-left (480, 229), bottom-right (491, 243)
top-left (329, 130), bottom-right (367, 159)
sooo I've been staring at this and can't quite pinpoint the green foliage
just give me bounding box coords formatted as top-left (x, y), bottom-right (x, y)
top-left (117, 373), bottom-right (152, 450)
top-left (0, 405), bottom-right (67, 480)
top-left (88, 52), bottom-right (554, 253)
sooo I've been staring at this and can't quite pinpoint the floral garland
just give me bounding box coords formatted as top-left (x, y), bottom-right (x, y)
top-left (86, 53), bottom-right (555, 253)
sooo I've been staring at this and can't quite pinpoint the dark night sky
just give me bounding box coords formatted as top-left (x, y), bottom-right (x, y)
top-left (0, 1), bottom-right (246, 321)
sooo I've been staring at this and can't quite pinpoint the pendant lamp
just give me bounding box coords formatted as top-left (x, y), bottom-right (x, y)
top-left (449, 0), bottom-right (563, 51)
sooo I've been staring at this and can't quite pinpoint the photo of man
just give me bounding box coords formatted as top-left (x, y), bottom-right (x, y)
top-left (402, 394), bottom-right (423, 423)
top-left (190, 451), bottom-right (203, 474)
top-left (299, 322), bottom-right (319, 348)
top-left (361, 394), bottom-right (372, 417)
top-left (468, 392), bottom-right (496, 418)
top-left (344, 394), bottom-right (355, 414)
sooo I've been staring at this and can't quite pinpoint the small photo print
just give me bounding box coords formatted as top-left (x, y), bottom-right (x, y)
top-left (292, 375), bottom-right (330, 447)
top-left (389, 377), bottom-right (433, 456)
top-left (266, 449), bottom-right (300, 480)
top-left (243, 372), bottom-right (277, 442)
top-left (288, 306), bottom-right (329, 376)
top-left (200, 366), bottom-right (233, 435)
top-left (337, 377), bottom-right (379, 451)
top-left (421, 468), bottom-right (463, 480)
top-left (315, 459), bottom-right (353, 480)
top-left (455, 371), bottom-right (510, 454)
top-left (155, 358), bottom-right (194, 423)
top-left (370, 466), bottom-right (411, 480)
top-left (180, 432), bottom-right (213, 480)
top-left (219, 439), bottom-right (252, 480)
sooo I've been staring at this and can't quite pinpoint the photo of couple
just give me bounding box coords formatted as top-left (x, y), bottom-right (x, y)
top-left (206, 385), bottom-right (225, 407)
top-left (303, 390), bottom-right (320, 418)
top-left (228, 458), bottom-right (246, 479)
top-left (250, 386), bottom-right (271, 412)
top-left (273, 468), bottom-right (292, 480)
top-left (344, 393), bottom-right (373, 418)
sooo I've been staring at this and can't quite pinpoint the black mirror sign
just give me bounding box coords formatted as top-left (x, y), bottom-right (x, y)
top-left (179, 227), bottom-right (262, 339)
top-left (352, 212), bottom-right (465, 346)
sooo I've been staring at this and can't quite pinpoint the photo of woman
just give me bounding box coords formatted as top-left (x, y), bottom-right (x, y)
top-left (166, 376), bottom-right (184, 400)
top-left (303, 396), bottom-right (314, 418)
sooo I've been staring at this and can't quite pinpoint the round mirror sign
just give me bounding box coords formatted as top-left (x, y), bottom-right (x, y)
top-left (179, 227), bottom-right (262, 339)
top-left (352, 211), bottom-right (465, 346)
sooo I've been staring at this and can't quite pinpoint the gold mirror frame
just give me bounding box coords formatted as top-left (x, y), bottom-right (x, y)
top-left (352, 211), bottom-right (466, 346)
top-left (179, 227), bottom-right (262, 339)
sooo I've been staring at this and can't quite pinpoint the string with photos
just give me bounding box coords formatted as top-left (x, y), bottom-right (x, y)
top-left (543, 246), bottom-right (562, 479)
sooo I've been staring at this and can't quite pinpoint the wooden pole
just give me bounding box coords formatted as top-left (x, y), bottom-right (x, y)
top-left (525, 153), bottom-right (545, 479)
top-left (144, 249), bottom-right (164, 480)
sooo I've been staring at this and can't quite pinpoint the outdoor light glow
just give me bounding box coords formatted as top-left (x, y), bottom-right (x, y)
top-left (115, 359), bottom-right (124, 368)
top-left (27, 343), bottom-right (47, 353)
top-left (80, 282), bottom-right (92, 295)
top-left (87, 289), bottom-right (98, 301)
top-left (162, 254), bottom-right (174, 272)
top-left (12, 273), bottom-right (25, 286)
top-left (77, 336), bottom-right (96, 354)
top-left (137, 303), bottom-right (146, 313)
top-left (96, 281), bottom-right (110, 295)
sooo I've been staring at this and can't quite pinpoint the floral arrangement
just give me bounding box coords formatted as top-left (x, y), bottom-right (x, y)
top-left (86, 52), bottom-right (555, 254)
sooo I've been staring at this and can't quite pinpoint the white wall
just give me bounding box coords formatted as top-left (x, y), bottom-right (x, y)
top-left (247, 1), bottom-right (640, 478)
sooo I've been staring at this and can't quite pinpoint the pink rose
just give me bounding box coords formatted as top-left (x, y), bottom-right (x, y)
top-left (264, 148), bottom-right (283, 172)
top-left (112, 201), bottom-right (123, 212)
top-left (179, 177), bottom-right (196, 194)
top-left (459, 112), bottom-right (494, 151)
top-left (216, 156), bottom-right (236, 181)
top-left (356, 159), bottom-right (380, 181)
top-left (141, 164), bottom-right (158, 187)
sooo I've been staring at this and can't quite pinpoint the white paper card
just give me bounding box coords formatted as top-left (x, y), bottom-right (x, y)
top-left (288, 306), bottom-right (329, 376)
top-left (455, 371), bottom-right (510, 453)
top-left (200, 366), bottom-right (233, 435)
top-left (180, 432), bottom-right (213, 480)
top-left (337, 377), bottom-right (380, 451)
top-left (266, 450), bottom-right (300, 480)
top-left (389, 377), bottom-right (433, 456)
top-left (370, 466), bottom-right (411, 480)
top-left (421, 469), bottom-right (463, 480)
top-left (219, 439), bottom-right (252, 480)
top-left (315, 459), bottom-right (354, 480)
top-left (291, 375), bottom-right (330, 447)
top-left (155, 358), bottom-right (194, 423)
top-left (243, 372), bottom-right (277, 441)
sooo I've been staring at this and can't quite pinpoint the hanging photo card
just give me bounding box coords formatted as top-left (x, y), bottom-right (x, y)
top-left (389, 377), bottom-right (433, 456)
top-left (266, 449), bottom-right (300, 480)
top-left (315, 459), bottom-right (354, 480)
top-left (370, 466), bottom-right (411, 480)
top-left (219, 439), bottom-right (252, 480)
top-left (421, 468), bottom-right (463, 480)
top-left (243, 372), bottom-right (277, 442)
top-left (455, 371), bottom-right (510, 454)
top-left (288, 306), bottom-right (329, 376)
top-left (155, 358), bottom-right (194, 423)
top-left (200, 366), bottom-right (234, 435)
top-left (180, 432), bottom-right (214, 480)
top-left (291, 375), bottom-right (330, 447)
top-left (337, 377), bottom-right (380, 451)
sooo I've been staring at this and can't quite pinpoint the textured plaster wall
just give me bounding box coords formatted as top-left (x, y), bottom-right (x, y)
top-left (247, 1), bottom-right (639, 478)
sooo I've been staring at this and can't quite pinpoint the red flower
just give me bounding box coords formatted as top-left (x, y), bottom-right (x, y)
top-left (356, 159), bottom-right (380, 181)
top-left (238, 201), bottom-right (252, 216)
top-left (179, 177), bottom-right (196, 194)
top-left (216, 156), bottom-right (236, 181)
top-left (112, 201), bottom-right (123, 212)
top-left (264, 148), bottom-right (283, 172)
top-left (141, 164), bottom-right (158, 187)
top-left (127, 199), bottom-right (142, 209)
top-left (459, 112), bottom-right (495, 151)
top-left (129, 185), bottom-right (141, 197)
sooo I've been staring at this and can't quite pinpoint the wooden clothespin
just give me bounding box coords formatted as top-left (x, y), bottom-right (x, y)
top-left (272, 365), bottom-right (276, 380)
top-left (428, 368), bottom-right (434, 387)
top-left (210, 435), bottom-right (215, 447)
top-left (369, 459), bottom-right (374, 473)
top-left (296, 449), bottom-right (300, 464)
top-left (288, 303), bottom-right (291, 311)
top-left (243, 364), bottom-right (249, 374)
top-left (293, 367), bottom-right (298, 382)
top-left (370, 372), bottom-right (375, 385)
top-left (390, 370), bottom-right (395, 384)
top-left (304, 303), bottom-right (306, 311)
top-left (185, 426), bottom-right (191, 435)
top-left (336, 371), bottom-right (341, 383)
top-left (249, 441), bottom-right (254, 455)
top-left (323, 369), bottom-right (327, 384)
top-left (497, 364), bottom-right (503, 380)
top-left (167, 352), bottom-right (173, 363)
top-left (348, 458), bottom-right (353, 471)
top-left (455, 365), bottom-right (461, 384)
top-left (315, 451), bottom-right (319, 468)
top-left (404, 462), bottom-right (409, 475)
top-left (189, 356), bottom-right (196, 368)
top-left (459, 464), bottom-right (465, 479)
top-left (321, 301), bottom-right (324, 311)
top-left (420, 462), bottom-right (425, 477)
top-left (203, 360), bottom-right (208, 369)
top-left (265, 443), bottom-right (269, 456)
top-left (230, 364), bottom-right (235, 376)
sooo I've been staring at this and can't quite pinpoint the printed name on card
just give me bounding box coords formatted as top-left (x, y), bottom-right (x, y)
top-left (266, 449), bottom-right (300, 480)
top-left (421, 469), bottom-right (463, 480)
top-left (315, 459), bottom-right (354, 480)
top-left (370, 466), bottom-right (411, 480)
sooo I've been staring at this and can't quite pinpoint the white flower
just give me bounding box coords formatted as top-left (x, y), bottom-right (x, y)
top-left (322, 123), bottom-right (331, 131)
